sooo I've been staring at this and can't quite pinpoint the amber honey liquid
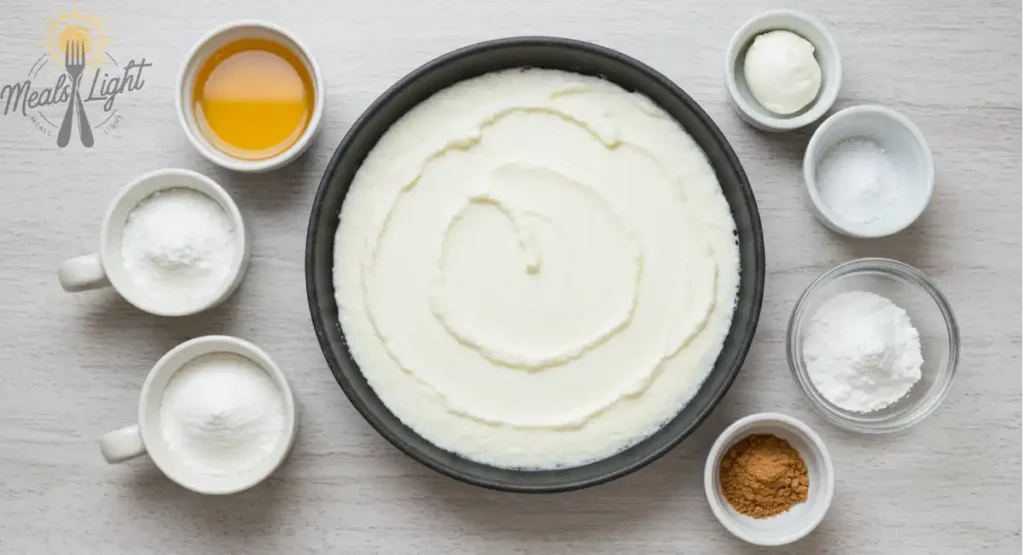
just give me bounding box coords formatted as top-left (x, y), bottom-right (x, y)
top-left (193, 38), bottom-right (314, 161)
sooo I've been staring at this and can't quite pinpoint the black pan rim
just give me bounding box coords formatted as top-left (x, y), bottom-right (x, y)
top-left (306, 35), bottom-right (765, 493)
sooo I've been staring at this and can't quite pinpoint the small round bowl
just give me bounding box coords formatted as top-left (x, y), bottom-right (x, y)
top-left (725, 9), bottom-right (842, 132)
top-left (176, 20), bottom-right (325, 173)
top-left (803, 105), bottom-right (934, 238)
top-left (704, 413), bottom-right (834, 546)
top-left (788, 258), bottom-right (960, 433)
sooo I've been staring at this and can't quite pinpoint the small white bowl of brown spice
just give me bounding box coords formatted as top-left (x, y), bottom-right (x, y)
top-left (704, 413), bottom-right (834, 546)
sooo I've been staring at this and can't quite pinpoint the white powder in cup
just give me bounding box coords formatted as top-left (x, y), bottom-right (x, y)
top-left (815, 139), bottom-right (905, 229)
top-left (159, 352), bottom-right (286, 476)
top-left (120, 187), bottom-right (236, 307)
top-left (802, 290), bottom-right (923, 413)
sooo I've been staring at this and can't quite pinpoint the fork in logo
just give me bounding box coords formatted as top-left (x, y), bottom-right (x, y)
top-left (57, 40), bottom-right (94, 148)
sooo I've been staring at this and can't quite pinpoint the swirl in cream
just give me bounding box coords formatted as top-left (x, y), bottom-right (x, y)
top-left (335, 69), bottom-right (740, 469)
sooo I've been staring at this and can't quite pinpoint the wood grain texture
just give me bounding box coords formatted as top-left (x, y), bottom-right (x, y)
top-left (0, 0), bottom-right (1019, 553)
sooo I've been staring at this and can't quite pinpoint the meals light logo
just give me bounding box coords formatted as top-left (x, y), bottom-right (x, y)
top-left (0, 4), bottom-right (152, 148)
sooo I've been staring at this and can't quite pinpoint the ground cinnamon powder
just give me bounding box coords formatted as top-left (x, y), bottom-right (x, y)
top-left (719, 434), bottom-right (809, 519)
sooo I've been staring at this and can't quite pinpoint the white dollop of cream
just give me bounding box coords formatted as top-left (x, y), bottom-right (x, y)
top-left (743, 30), bottom-right (822, 115)
top-left (334, 69), bottom-right (740, 469)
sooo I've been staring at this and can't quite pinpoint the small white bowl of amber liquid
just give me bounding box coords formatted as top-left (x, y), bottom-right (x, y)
top-left (176, 20), bottom-right (325, 173)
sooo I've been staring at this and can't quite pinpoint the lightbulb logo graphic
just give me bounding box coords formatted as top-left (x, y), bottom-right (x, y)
top-left (0, 4), bottom-right (153, 148)
top-left (47, 6), bottom-right (108, 68)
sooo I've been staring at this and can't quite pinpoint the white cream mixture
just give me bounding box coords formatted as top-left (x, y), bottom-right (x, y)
top-left (743, 30), bottom-right (822, 115)
top-left (334, 69), bottom-right (740, 469)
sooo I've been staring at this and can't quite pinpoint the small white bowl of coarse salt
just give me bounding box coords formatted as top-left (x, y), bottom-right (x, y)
top-left (803, 105), bottom-right (934, 238)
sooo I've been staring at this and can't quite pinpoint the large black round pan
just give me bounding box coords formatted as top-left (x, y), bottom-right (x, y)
top-left (306, 37), bottom-right (764, 493)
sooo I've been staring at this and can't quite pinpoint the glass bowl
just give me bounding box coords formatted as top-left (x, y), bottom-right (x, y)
top-left (787, 258), bottom-right (960, 433)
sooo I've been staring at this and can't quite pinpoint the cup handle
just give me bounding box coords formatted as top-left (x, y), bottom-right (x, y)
top-left (58, 253), bottom-right (109, 292)
top-left (99, 424), bottom-right (146, 464)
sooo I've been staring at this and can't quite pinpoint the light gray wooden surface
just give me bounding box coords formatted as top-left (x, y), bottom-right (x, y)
top-left (0, 0), bottom-right (1020, 553)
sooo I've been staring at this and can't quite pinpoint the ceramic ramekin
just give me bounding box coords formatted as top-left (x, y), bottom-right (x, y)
top-left (175, 20), bottom-right (325, 173)
top-left (705, 413), bottom-right (834, 546)
top-left (802, 105), bottom-right (934, 238)
top-left (725, 10), bottom-right (842, 131)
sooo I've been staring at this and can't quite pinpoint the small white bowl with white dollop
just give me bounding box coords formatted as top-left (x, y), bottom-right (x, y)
top-left (99, 335), bottom-right (297, 495)
top-left (57, 168), bottom-right (249, 316)
top-left (726, 9), bottom-right (842, 131)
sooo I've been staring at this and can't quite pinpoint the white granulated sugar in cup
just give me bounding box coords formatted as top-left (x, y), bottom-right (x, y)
top-left (159, 352), bottom-right (286, 475)
top-left (121, 187), bottom-right (236, 306)
top-left (815, 138), bottom-right (904, 228)
top-left (802, 290), bottom-right (923, 413)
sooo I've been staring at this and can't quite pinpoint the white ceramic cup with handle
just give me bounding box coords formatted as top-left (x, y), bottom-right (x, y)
top-left (99, 335), bottom-right (298, 495)
top-left (57, 168), bottom-right (249, 316)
